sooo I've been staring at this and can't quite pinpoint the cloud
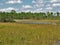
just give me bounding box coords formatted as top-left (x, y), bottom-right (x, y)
top-left (32, 0), bottom-right (36, 3)
top-left (22, 5), bottom-right (32, 9)
top-left (36, 0), bottom-right (44, 3)
top-left (31, 10), bottom-right (44, 13)
top-left (51, 0), bottom-right (57, 2)
top-left (51, 0), bottom-right (60, 2)
top-left (6, 0), bottom-right (23, 4)
top-left (30, 8), bottom-right (44, 13)
top-left (19, 5), bottom-right (32, 12)
top-left (32, 0), bottom-right (45, 12)
top-left (46, 7), bottom-right (52, 10)
top-left (32, 0), bottom-right (44, 8)
top-left (0, 7), bottom-right (18, 12)
top-left (53, 3), bottom-right (60, 6)
top-left (21, 10), bottom-right (31, 12)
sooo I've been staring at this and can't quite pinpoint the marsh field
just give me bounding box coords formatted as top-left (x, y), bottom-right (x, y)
top-left (0, 20), bottom-right (60, 45)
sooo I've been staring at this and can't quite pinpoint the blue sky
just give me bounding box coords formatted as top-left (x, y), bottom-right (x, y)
top-left (0, 0), bottom-right (60, 12)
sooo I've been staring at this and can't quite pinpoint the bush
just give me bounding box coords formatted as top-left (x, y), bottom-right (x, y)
top-left (0, 16), bottom-right (15, 22)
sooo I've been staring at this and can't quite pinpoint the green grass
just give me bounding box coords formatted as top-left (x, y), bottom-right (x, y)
top-left (0, 22), bottom-right (60, 45)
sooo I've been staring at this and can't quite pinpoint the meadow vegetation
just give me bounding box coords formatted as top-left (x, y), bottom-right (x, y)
top-left (0, 22), bottom-right (60, 45)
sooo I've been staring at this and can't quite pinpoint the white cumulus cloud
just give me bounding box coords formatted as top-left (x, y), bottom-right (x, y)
top-left (0, 7), bottom-right (18, 12)
top-left (46, 7), bottom-right (52, 10)
top-left (32, 0), bottom-right (44, 8)
top-left (19, 5), bottom-right (32, 12)
top-left (32, 0), bottom-right (36, 3)
top-left (53, 3), bottom-right (60, 6)
top-left (51, 0), bottom-right (60, 2)
top-left (6, 0), bottom-right (23, 4)
top-left (51, 0), bottom-right (57, 2)
top-left (22, 5), bottom-right (32, 9)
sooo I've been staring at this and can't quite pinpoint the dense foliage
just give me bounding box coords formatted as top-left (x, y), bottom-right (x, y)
top-left (0, 10), bottom-right (60, 22)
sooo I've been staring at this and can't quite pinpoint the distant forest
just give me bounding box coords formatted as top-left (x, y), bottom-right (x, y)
top-left (0, 10), bottom-right (60, 22)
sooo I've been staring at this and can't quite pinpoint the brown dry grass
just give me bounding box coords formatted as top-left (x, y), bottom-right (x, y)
top-left (0, 22), bottom-right (60, 45)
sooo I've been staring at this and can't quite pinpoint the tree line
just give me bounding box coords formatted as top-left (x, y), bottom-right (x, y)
top-left (0, 10), bottom-right (60, 22)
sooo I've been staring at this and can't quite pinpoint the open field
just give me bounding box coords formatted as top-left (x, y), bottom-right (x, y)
top-left (0, 20), bottom-right (60, 45)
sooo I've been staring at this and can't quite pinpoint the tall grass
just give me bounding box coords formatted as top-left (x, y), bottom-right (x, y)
top-left (0, 23), bottom-right (60, 45)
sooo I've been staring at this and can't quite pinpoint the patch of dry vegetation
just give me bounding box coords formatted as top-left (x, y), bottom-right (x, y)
top-left (0, 23), bottom-right (60, 45)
